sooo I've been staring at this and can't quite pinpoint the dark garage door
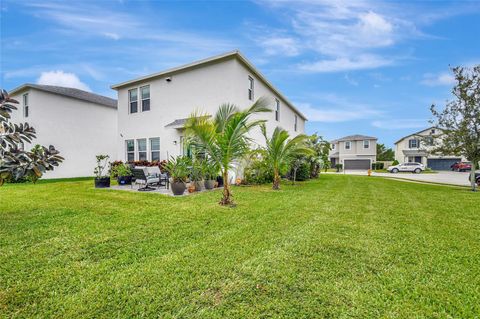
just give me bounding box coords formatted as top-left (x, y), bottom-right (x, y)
top-left (344, 159), bottom-right (371, 170)
top-left (427, 158), bottom-right (461, 171)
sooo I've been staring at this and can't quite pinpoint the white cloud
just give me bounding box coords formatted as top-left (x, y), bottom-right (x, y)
top-left (344, 74), bottom-right (359, 86)
top-left (371, 119), bottom-right (429, 129)
top-left (103, 32), bottom-right (121, 40)
top-left (299, 55), bottom-right (393, 73)
top-left (261, 37), bottom-right (300, 56)
top-left (421, 72), bottom-right (455, 86)
top-left (37, 70), bottom-right (91, 91)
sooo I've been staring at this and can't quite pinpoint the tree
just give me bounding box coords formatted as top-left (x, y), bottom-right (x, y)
top-left (305, 134), bottom-right (330, 178)
top-left (261, 124), bottom-right (312, 190)
top-left (0, 90), bottom-right (63, 186)
top-left (185, 97), bottom-right (271, 205)
top-left (430, 66), bottom-right (480, 191)
top-left (376, 143), bottom-right (395, 161)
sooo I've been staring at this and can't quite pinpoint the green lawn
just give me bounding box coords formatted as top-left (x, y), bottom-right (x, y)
top-left (1, 175), bottom-right (479, 318)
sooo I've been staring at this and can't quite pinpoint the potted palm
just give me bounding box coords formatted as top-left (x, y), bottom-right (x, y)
top-left (94, 155), bottom-right (111, 188)
top-left (202, 160), bottom-right (219, 190)
top-left (164, 156), bottom-right (189, 195)
top-left (111, 162), bottom-right (132, 185)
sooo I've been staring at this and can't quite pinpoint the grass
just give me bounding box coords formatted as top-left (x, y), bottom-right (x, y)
top-left (1, 175), bottom-right (479, 318)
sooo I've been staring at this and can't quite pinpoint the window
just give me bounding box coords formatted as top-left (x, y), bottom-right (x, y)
top-left (248, 76), bottom-right (254, 100)
top-left (408, 139), bottom-right (419, 148)
top-left (363, 140), bottom-right (370, 149)
top-left (129, 88), bottom-right (138, 113)
top-left (431, 129), bottom-right (436, 134)
top-left (141, 85), bottom-right (150, 112)
top-left (294, 115), bottom-right (298, 132)
top-left (150, 137), bottom-right (160, 161)
top-left (275, 99), bottom-right (280, 121)
top-left (23, 93), bottom-right (29, 117)
top-left (331, 144), bottom-right (335, 150)
top-left (137, 139), bottom-right (147, 161)
top-left (345, 141), bottom-right (351, 150)
top-left (126, 140), bottom-right (135, 162)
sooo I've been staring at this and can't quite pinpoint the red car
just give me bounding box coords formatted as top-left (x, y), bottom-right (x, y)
top-left (450, 162), bottom-right (472, 172)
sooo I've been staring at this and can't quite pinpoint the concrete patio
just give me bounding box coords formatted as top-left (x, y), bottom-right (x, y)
top-left (109, 183), bottom-right (221, 196)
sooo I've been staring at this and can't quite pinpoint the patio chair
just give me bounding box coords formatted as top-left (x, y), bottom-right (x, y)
top-left (131, 168), bottom-right (159, 191)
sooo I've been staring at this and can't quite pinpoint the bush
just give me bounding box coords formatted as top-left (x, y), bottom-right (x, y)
top-left (244, 157), bottom-right (273, 185)
top-left (334, 164), bottom-right (343, 172)
top-left (372, 162), bottom-right (384, 170)
top-left (392, 160), bottom-right (399, 166)
top-left (293, 162), bottom-right (310, 181)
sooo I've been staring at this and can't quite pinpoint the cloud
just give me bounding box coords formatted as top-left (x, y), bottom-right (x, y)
top-left (344, 74), bottom-right (359, 86)
top-left (37, 71), bottom-right (91, 91)
top-left (421, 72), bottom-right (455, 86)
top-left (299, 54), bottom-right (393, 73)
top-left (261, 37), bottom-right (301, 57)
top-left (371, 119), bottom-right (429, 130)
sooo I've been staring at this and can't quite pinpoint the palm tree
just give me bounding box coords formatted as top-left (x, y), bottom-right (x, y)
top-left (185, 97), bottom-right (271, 205)
top-left (261, 124), bottom-right (313, 190)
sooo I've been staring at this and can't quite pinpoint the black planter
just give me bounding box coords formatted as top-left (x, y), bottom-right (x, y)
top-left (171, 181), bottom-right (186, 196)
top-left (95, 177), bottom-right (111, 188)
top-left (204, 179), bottom-right (215, 190)
top-left (117, 175), bottom-right (132, 185)
top-left (193, 180), bottom-right (204, 192)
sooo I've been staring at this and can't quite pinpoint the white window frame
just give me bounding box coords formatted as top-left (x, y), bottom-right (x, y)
top-left (150, 137), bottom-right (160, 162)
top-left (126, 139), bottom-right (135, 162)
top-left (409, 139), bottom-right (419, 148)
top-left (137, 138), bottom-right (147, 161)
top-left (294, 114), bottom-right (298, 132)
top-left (248, 76), bottom-right (254, 101)
top-left (363, 140), bottom-right (370, 149)
top-left (128, 88), bottom-right (138, 114)
top-left (345, 141), bottom-right (351, 150)
top-left (23, 93), bottom-right (29, 118)
top-left (331, 144), bottom-right (335, 150)
top-left (275, 99), bottom-right (280, 121)
top-left (140, 85), bottom-right (150, 112)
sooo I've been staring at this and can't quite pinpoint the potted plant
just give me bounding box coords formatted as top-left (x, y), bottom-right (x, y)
top-left (191, 159), bottom-right (204, 191)
top-left (94, 155), bottom-right (111, 188)
top-left (164, 156), bottom-right (190, 195)
top-left (202, 160), bottom-right (219, 190)
top-left (111, 162), bottom-right (132, 185)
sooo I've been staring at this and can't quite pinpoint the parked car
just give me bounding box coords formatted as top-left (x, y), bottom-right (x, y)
top-left (469, 171), bottom-right (480, 186)
top-left (387, 162), bottom-right (425, 174)
top-left (450, 161), bottom-right (472, 172)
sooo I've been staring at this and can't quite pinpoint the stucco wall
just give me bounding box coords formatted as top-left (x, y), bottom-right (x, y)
top-left (10, 89), bottom-right (117, 178)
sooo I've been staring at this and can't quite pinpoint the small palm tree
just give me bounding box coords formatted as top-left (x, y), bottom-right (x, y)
top-left (186, 97), bottom-right (271, 205)
top-left (261, 124), bottom-right (313, 190)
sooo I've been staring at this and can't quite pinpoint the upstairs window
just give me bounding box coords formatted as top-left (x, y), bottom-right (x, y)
top-left (129, 88), bottom-right (138, 113)
top-left (331, 144), bottom-right (335, 150)
top-left (275, 99), bottom-right (280, 121)
top-left (248, 76), bottom-right (254, 100)
top-left (137, 138), bottom-right (147, 161)
top-left (345, 141), bottom-right (351, 150)
top-left (409, 139), bottom-right (419, 148)
top-left (23, 93), bottom-right (29, 117)
top-left (294, 114), bottom-right (298, 132)
top-left (363, 140), bottom-right (370, 149)
top-left (126, 140), bottom-right (135, 162)
top-left (150, 137), bottom-right (160, 161)
top-left (141, 85), bottom-right (150, 112)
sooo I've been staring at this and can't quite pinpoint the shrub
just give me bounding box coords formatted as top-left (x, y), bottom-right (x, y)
top-left (372, 162), bottom-right (384, 170)
top-left (392, 160), bottom-right (399, 166)
top-left (244, 156), bottom-right (273, 185)
top-left (334, 164), bottom-right (343, 172)
top-left (293, 162), bottom-right (310, 181)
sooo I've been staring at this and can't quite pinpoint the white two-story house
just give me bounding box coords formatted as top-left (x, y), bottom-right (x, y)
top-left (394, 127), bottom-right (466, 170)
top-left (8, 84), bottom-right (118, 178)
top-left (111, 50), bottom-right (307, 165)
top-left (329, 135), bottom-right (377, 170)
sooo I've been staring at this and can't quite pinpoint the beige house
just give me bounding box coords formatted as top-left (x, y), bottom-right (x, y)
top-left (394, 127), bottom-right (466, 170)
top-left (329, 135), bottom-right (377, 170)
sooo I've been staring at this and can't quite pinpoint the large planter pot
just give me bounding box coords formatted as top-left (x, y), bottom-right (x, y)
top-left (95, 177), bottom-right (110, 188)
top-left (171, 181), bottom-right (186, 196)
top-left (204, 179), bottom-right (215, 190)
top-left (117, 175), bottom-right (132, 185)
top-left (193, 180), bottom-right (204, 192)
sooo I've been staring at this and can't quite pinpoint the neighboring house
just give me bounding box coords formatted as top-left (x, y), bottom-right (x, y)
top-left (394, 126), bottom-right (466, 170)
top-left (329, 135), bottom-right (377, 170)
top-left (111, 50), bottom-right (307, 167)
top-left (8, 84), bottom-right (117, 178)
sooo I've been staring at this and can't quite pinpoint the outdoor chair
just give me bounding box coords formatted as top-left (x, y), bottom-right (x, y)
top-left (131, 168), bottom-right (159, 191)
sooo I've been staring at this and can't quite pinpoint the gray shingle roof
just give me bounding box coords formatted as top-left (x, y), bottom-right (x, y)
top-left (9, 84), bottom-right (117, 108)
top-left (165, 115), bottom-right (211, 128)
top-left (331, 134), bottom-right (377, 143)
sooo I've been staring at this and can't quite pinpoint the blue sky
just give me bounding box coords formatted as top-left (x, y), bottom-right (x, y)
top-left (1, 0), bottom-right (479, 147)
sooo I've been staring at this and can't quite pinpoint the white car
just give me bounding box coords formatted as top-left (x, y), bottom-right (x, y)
top-left (387, 162), bottom-right (425, 173)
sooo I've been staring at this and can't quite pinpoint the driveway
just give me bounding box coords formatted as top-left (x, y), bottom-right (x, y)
top-left (336, 170), bottom-right (471, 187)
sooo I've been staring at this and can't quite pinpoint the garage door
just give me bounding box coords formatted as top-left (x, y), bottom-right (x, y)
top-left (427, 158), bottom-right (461, 171)
top-left (344, 159), bottom-right (371, 170)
